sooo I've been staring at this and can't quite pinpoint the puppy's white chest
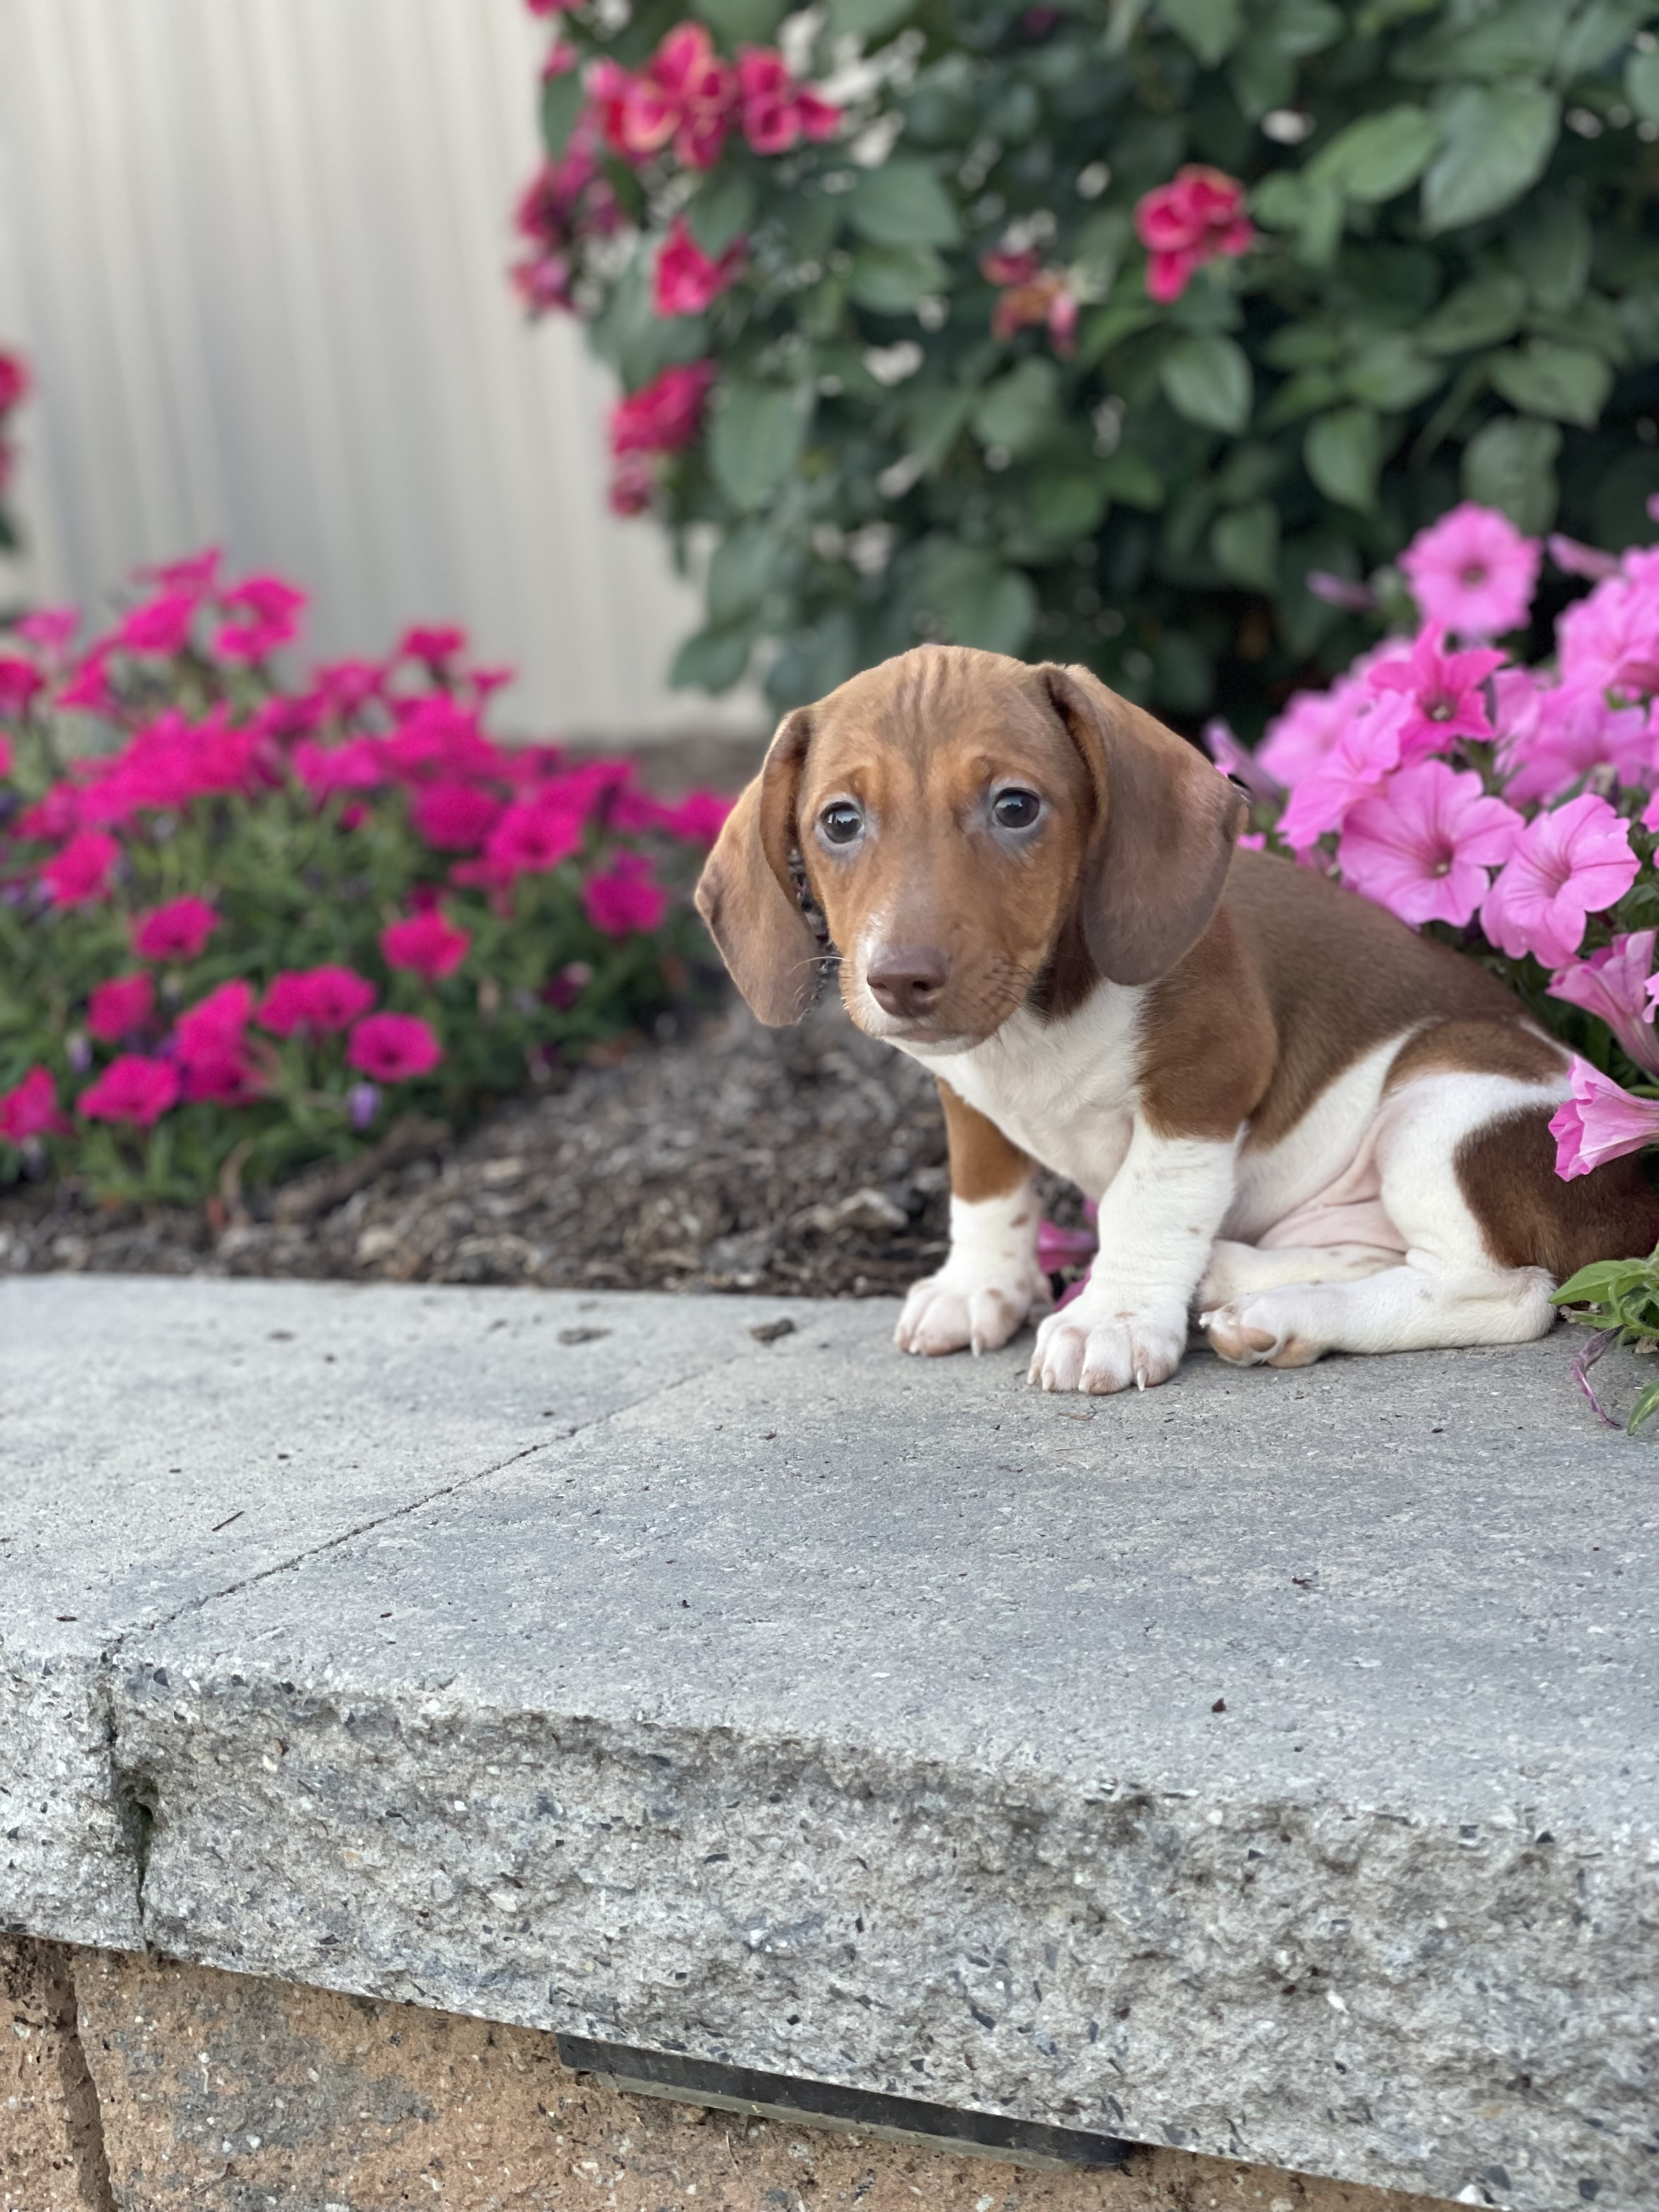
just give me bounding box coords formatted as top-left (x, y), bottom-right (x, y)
top-left (913, 989), bottom-right (1146, 1198)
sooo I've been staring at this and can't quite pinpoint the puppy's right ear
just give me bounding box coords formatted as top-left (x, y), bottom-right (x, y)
top-left (695, 708), bottom-right (820, 1025)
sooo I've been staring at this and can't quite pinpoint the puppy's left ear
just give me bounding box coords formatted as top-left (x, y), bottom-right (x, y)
top-left (1041, 663), bottom-right (1245, 986)
top-left (695, 708), bottom-right (820, 1025)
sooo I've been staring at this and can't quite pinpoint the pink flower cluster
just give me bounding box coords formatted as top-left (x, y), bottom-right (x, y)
top-left (606, 359), bottom-right (718, 515)
top-left (511, 112), bottom-right (622, 316)
top-left (0, 347), bottom-right (26, 506)
top-left (980, 250), bottom-right (1079, 356)
top-left (1231, 503), bottom-right (1659, 1186)
top-left (0, 550), bottom-right (736, 1165)
top-left (591, 25), bottom-right (838, 172)
top-left (1133, 167), bottom-right (1254, 304)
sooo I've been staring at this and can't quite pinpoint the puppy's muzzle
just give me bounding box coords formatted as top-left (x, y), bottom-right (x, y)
top-left (866, 944), bottom-right (950, 1022)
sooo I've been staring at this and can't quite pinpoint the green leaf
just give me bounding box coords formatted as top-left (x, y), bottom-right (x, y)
top-left (1628, 1375), bottom-right (1659, 1435)
top-left (907, 385), bottom-right (975, 471)
top-left (766, 609), bottom-right (859, 708)
top-left (1395, 0), bottom-right (1564, 81)
top-left (848, 160), bottom-right (962, 248)
top-left (1227, 33), bottom-right (1296, 117)
top-left (1160, 334), bottom-right (1252, 432)
top-left (693, 0), bottom-right (788, 43)
top-left (1559, 0), bottom-right (1654, 81)
top-left (1462, 412), bottom-right (1561, 532)
top-left (1421, 84), bottom-right (1560, 235)
top-left (1025, 467), bottom-right (1111, 540)
top-left (1262, 322), bottom-right (1341, 370)
top-left (1252, 173), bottom-right (1344, 265)
top-left (915, 541), bottom-right (1037, 653)
top-left (1096, 448), bottom-right (1166, 507)
top-left (709, 385), bottom-right (808, 511)
top-left (1077, 302), bottom-right (1159, 364)
top-left (1553, 1257), bottom-right (1639, 1307)
top-left (1211, 499), bottom-right (1280, 589)
top-left (1157, 0), bottom-right (1243, 64)
top-left (1261, 365), bottom-right (1343, 427)
top-left (707, 524), bottom-right (776, 625)
top-left (540, 70), bottom-right (585, 163)
top-left (1304, 406), bottom-right (1381, 509)
top-left (1489, 338), bottom-right (1613, 425)
top-left (1418, 273), bottom-right (1528, 354)
top-left (825, 0), bottom-right (917, 38)
top-left (847, 243), bottom-right (947, 312)
top-left (1307, 104), bottom-right (1441, 204)
top-left (687, 172), bottom-right (758, 259)
top-left (972, 358), bottom-right (1062, 456)
top-left (1345, 334), bottom-right (1442, 408)
top-left (1627, 44), bottom-right (1659, 120)
top-left (1269, 0), bottom-right (1345, 54)
top-left (671, 625), bottom-right (753, 693)
top-left (1508, 193), bottom-right (1592, 310)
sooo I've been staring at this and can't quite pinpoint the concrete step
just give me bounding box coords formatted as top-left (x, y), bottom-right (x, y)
top-left (3, 1277), bottom-right (1654, 2212)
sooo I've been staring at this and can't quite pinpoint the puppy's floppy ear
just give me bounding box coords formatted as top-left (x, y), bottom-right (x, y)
top-left (1041, 663), bottom-right (1245, 986)
top-left (695, 708), bottom-right (820, 1025)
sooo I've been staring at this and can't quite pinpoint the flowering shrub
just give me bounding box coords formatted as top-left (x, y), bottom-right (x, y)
top-left (0, 349), bottom-right (26, 551)
top-left (0, 554), bottom-right (731, 1203)
top-left (515, 0), bottom-right (1659, 735)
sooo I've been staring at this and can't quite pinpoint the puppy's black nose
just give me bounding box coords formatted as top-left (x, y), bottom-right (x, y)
top-left (867, 945), bottom-right (949, 1019)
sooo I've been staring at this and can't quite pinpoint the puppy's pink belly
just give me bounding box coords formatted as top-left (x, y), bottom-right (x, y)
top-left (1256, 1193), bottom-right (1407, 1255)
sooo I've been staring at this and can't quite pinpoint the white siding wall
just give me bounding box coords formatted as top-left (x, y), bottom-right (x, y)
top-left (0, 0), bottom-right (760, 740)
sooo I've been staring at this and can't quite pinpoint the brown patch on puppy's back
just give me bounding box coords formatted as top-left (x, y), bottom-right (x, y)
top-left (1384, 1018), bottom-right (1568, 1092)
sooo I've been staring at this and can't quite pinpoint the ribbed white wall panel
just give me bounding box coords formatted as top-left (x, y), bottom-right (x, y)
top-left (0, 0), bottom-right (758, 739)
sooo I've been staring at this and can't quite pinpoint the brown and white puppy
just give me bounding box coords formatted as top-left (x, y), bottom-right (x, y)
top-left (696, 645), bottom-right (1659, 1393)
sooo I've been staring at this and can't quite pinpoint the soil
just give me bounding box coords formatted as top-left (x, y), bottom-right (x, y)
top-left (0, 994), bottom-right (1087, 1299)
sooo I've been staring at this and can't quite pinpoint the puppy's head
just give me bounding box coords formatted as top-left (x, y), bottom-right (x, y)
top-left (696, 645), bottom-right (1244, 1047)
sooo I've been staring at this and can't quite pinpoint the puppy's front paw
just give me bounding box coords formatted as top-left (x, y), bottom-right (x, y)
top-left (1028, 1296), bottom-right (1186, 1394)
top-left (896, 1257), bottom-right (1050, 1357)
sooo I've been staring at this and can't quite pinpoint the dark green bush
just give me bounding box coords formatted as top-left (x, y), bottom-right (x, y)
top-left (520, 0), bottom-right (1659, 733)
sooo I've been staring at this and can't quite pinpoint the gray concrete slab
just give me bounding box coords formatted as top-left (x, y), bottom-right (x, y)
top-left (0, 1276), bottom-right (781, 1945)
top-left (82, 1294), bottom-right (1658, 2212)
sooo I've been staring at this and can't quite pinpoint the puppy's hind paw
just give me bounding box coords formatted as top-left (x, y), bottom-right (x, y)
top-left (1200, 1297), bottom-right (1321, 1369)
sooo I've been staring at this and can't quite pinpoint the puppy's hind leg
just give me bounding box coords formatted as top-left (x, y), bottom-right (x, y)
top-left (1198, 1239), bottom-right (1396, 1308)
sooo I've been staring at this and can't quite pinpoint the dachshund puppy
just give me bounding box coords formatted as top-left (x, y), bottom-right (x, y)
top-left (696, 646), bottom-right (1659, 1393)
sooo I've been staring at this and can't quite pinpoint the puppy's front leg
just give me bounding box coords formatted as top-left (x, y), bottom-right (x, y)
top-left (1030, 1119), bottom-right (1238, 1393)
top-left (896, 1081), bottom-right (1051, 1357)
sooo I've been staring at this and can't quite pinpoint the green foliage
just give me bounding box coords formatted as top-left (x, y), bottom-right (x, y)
top-left (1552, 1250), bottom-right (1659, 1432)
top-left (535, 0), bottom-right (1659, 735)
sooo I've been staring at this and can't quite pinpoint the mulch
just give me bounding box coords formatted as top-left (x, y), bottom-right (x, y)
top-left (0, 995), bottom-right (1085, 1299)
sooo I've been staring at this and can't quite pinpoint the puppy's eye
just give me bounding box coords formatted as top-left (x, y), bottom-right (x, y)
top-left (991, 788), bottom-right (1042, 830)
top-left (819, 801), bottom-right (864, 846)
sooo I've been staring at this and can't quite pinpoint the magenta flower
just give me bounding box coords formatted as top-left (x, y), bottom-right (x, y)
top-left (1276, 691), bottom-right (1410, 849)
top-left (87, 973), bottom-right (157, 1044)
top-left (171, 980), bottom-right (263, 1105)
top-left (653, 217), bottom-right (745, 318)
top-left (132, 896), bottom-right (219, 963)
top-left (1548, 534), bottom-right (1620, 583)
top-left (583, 851), bottom-right (667, 935)
top-left (346, 1012), bottom-right (444, 1082)
top-left (1550, 1057), bottom-right (1659, 1180)
top-left (1338, 760), bottom-right (1521, 928)
top-left (0, 350), bottom-right (30, 415)
top-left (736, 46), bottom-right (839, 156)
top-left (381, 910), bottom-right (472, 982)
top-left (41, 830), bottom-right (121, 907)
top-left (55, 654), bottom-right (115, 714)
top-left (1133, 167), bottom-right (1254, 304)
top-left (485, 797), bottom-right (584, 877)
top-left (410, 778), bottom-right (503, 851)
top-left (1203, 718), bottom-right (1284, 804)
top-left (1368, 628), bottom-right (1506, 756)
top-left (0, 653), bottom-right (44, 715)
top-left (659, 788), bottom-right (735, 843)
top-left (110, 590), bottom-right (196, 658)
top-left (398, 624), bottom-right (468, 665)
top-left (1257, 676), bottom-right (1368, 787)
top-left (291, 736), bottom-right (386, 799)
top-left (0, 1066), bottom-right (69, 1144)
top-left (215, 575), bottom-right (307, 664)
top-left (1548, 932), bottom-right (1659, 1077)
top-left (77, 1054), bottom-right (180, 1127)
top-left (1499, 683), bottom-right (1652, 805)
top-left (143, 547), bottom-right (221, 598)
top-left (16, 607), bottom-right (77, 657)
top-left (1399, 504), bottom-right (1541, 639)
top-left (610, 360), bottom-right (718, 458)
top-left (258, 965), bottom-right (377, 1036)
top-left (1558, 559), bottom-right (1659, 700)
top-left (1481, 793), bottom-right (1640, 969)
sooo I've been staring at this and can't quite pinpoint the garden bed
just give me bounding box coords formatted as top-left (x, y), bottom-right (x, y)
top-left (0, 994), bottom-right (986, 1296)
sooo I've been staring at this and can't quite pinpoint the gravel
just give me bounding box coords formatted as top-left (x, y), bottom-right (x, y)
top-left (0, 997), bottom-right (1085, 1299)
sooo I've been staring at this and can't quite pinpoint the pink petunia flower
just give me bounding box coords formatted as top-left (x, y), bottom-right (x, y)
top-left (143, 548), bottom-right (222, 599)
top-left (410, 778), bottom-right (503, 851)
top-left (398, 624), bottom-right (468, 665)
top-left (16, 607), bottom-right (78, 657)
top-left (659, 788), bottom-right (735, 843)
top-left (1548, 533), bottom-right (1620, 583)
top-left (610, 359), bottom-right (718, 457)
top-left (485, 796), bottom-right (585, 876)
top-left (381, 910), bottom-right (472, 982)
top-left (172, 979), bottom-right (264, 1104)
top-left (215, 575), bottom-right (307, 664)
top-left (583, 851), bottom-right (668, 934)
top-left (291, 736), bottom-right (386, 799)
top-left (1338, 759), bottom-right (1521, 928)
top-left (258, 965), bottom-right (377, 1036)
top-left (1367, 627), bottom-right (1505, 756)
top-left (41, 830), bottom-right (121, 907)
top-left (56, 654), bottom-right (116, 714)
top-left (346, 1012), bottom-right (444, 1082)
top-left (132, 896), bottom-right (219, 963)
top-left (1275, 691), bottom-right (1412, 849)
top-left (87, 973), bottom-right (157, 1044)
top-left (1481, 793), bottom-right (1640, 970)
top-left (1398, 504), bottom-right (1541, 639)
top-left (1133, 167), bottom-right (1253, 304)
top-left (0, 653), bottom-right (45, 715)
top-left (1550, 1056), bottom-right (1659, 1180)
top-left (110, 590), bottom-right (196, 658)
top-left (653, 217), bottom-right (746, 318)
top-left (1558, 557), bottom-right (1659, 700)
top-left (0, 1066), bottom-right (69, 1144)
top-left (1203, 718), bottom-right (1284, 803)
top-left (1499, 682), bottom-right (1652, 805)
top-left (77, 1054), bottom-right (180, 1127)
top-left (1548, 932), bottom-right (1659, 1077)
